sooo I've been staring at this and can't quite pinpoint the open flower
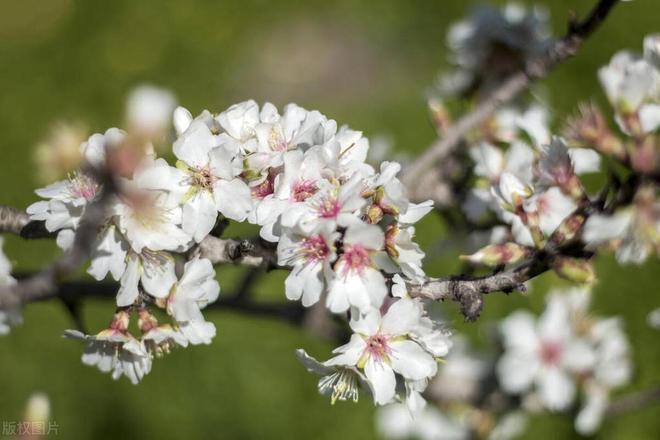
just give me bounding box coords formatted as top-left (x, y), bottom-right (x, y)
top-left (583, 186), bottom-right (660, 264)
top-left (277, 223), bottom-right (338, 307)
top-left (163, 258), bottom-right (220, 345)
top-left (64, 311), bottom-right (152, 385)
top-left (113, 187), bottom-right (192, 253)
top-left (139, 118), bottom-right (253, 241)
top-left (27, 171), bottom-right (100, 250)
top-left (497, 295), bottom-right (596, 411)
top-left (325, 298), bottom-right (446, 405)
top-left (326, 223), bottom-right (387, 314)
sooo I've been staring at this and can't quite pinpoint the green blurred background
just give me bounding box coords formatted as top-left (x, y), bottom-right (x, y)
top-left (0, 0), bottom-right (658, 438)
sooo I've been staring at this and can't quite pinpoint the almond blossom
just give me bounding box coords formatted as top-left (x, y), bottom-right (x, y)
top-left (326, 223), bottom-right (388, 314)
top-left (277, 223), bottom-right (338, 307)
top-left (162, 257), bottom-right (220, 345)
top-left (323, 298), bottom-right (450, 405)
top-left (64, 311), bottom-right (152, 385)
top-left (497, 293), bottom-right (596, 410)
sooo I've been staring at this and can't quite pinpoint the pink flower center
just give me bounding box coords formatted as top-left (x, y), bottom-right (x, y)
top-left (191, 167), bottom-right (216, 190)
top-left (301, 235), bottom-right (330, 263)
top-left (70, 173), bottom-right (98, 200)
top-left (341, 244), bottom-right (371, 275)
top-left (540, 341), bottom-right (563, 366)
top-left (317, 196), bottom-right (342, 219)
top-left (268, 128), bottom-right (289, 152)
top-left (365, 333), bottom-right (391, 361)
top-left (251, 175), bottom-right (275, 199)
top-left (292, 180), bottom-right (318, 202)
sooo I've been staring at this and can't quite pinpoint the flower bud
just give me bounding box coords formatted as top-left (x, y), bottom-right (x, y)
top-left (138, 308), bottom-right (158, 334)
top-left (461, 242), bottom-right (530, 267)
top-left (629, 135), bottom-right (658, 174)
top-left (384, 224), bottom-right (400, 258)
top-left (109, 310), bottom-right (131, 332)
top-left (23, 392), bottom-right (50, 427)
top-left (563, 104), bottom-right (626, 160)
top-left (428, 97), bottom-right (451, 134)
top-left (551, 256), bottom-right (596, 284)
top-left (366, 204), bottom-right (384, 224)
top-left (549, 213), bottom-right (586, 246)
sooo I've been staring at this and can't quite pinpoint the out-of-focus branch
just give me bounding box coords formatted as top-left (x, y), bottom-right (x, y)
top-left (402, 0), bottom-right (622, 202)
top-left (0, 205), bottom-right (29, 235)
top-left (0, 171), bottom-right (117, 310)
top-left (607, 385), bottom-right (660, 415)
top-left (0, 205), bottom-right (279, 269)
top-left (18, 276), bottom-right (305, 324)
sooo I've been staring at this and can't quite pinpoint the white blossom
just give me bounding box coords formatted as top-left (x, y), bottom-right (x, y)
top-left (497, 294), bottom-right (596, 411)
top-left (325, 298), bottom-right (449, 405)
top-left (326, 223), bottom-right (388, 314)
top-left (164, 258), bottom-right (220, 345)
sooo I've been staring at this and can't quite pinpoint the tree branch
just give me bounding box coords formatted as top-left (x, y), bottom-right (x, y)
top-left (197, 235), bottom-right (278, 268)
top-left (402, 0), bottom-right (622, 201)
top-left (18, 276), bottom-right (305, 325)
top-left (409, 258), bottom-right (547, 321)
top-left (0, 171), bottom-right (117, 310)
top-left (607, 385), bottom-right (660, 415)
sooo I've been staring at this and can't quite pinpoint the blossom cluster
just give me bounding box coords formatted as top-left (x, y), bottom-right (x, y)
top-left (450, 34), bottom-right (660, 283)
top-left (437, 2), bottom-right (551, 98)
top-left (376, 287), bottom-right (632, 439)
top-left (23, 97), bottom-right (451, 396)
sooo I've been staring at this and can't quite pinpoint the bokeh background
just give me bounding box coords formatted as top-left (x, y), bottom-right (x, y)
top-left (0, 0), bottom-right (658, 438)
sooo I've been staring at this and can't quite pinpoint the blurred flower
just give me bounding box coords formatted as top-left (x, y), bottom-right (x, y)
top-left (0, 237), bottom-right (22, 335)
top-left (34, 121), bottom-right (88, 183)
top-left (64, 311), bottom-right (152, 385)
top-left (439, 3), bottom-right (551, 97)
top-left (497, 294), bottom-right (596, 410)
top-left (125, 85), bottom-right (177, 142)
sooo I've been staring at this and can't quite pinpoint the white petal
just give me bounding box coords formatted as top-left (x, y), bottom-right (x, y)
top-left (496, 352), bottom-right (538, 394)
top-left (364, 357), bottom-right (397, 405)
top-left (140, 254), bottom-right (177, 299)
top-left (173, 106), bottom-right (193, 135)
top-left (117, 256), bottom-right (140, 307)
top-left (568, 148), bottom-right (601, 174)
top-left (639, 103), bottom-right (660, 133)
top-left (173, 121), bottom-right (215, 168)
top-left (390, 340), bottom-right (437, 380)
top-left (182, 192), bottom-right (218, 243)
top-left (538, 367), bottom-right (575, 410)
top-left (582, 211), bottom-right (633, 245)
top-left (213, 179), bottom-right (253, 222)
top-left (343, 223), bottom-right (384, 249)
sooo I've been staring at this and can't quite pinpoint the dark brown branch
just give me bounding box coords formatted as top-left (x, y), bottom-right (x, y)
top-left (21, 277), bottom-right (305, 325)
top-left (402, 0), bottom-right (622, 200)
